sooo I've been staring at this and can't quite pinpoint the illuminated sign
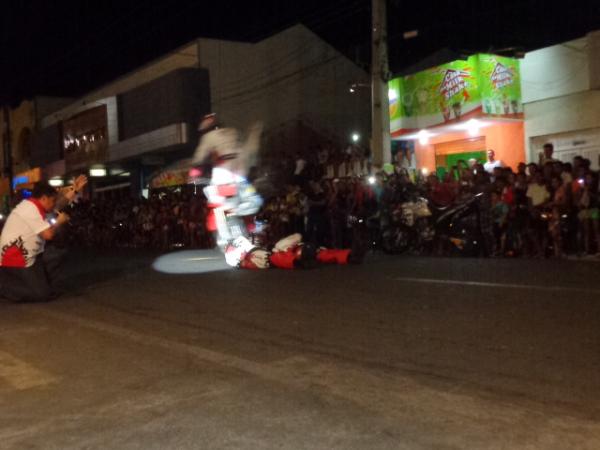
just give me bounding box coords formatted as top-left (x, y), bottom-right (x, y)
top-left (389, 54), bottom-right (522, 137)
top-left (12, 168), bottom-right (41, 189)
top-left (12, 176), bottom-right (28, 189)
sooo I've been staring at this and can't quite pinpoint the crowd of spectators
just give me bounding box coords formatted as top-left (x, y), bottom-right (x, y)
top-left (422, 145), bottom-right (599, 258)
top-left (61, 188), bottom-right (214, 250)
top-left (15, 141), bottom-right (595, 260)
top-left (256, 177), bottom-right (377, 250)
top-left (260, 143), bottom-right (600, 258)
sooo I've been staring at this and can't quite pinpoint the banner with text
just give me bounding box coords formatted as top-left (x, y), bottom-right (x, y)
top-left (389, 54), bottom-right (522, 137)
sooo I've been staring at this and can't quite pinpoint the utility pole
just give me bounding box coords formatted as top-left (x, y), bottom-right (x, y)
top-left (371, 0), bottom-right (392, 167)
top-left (2, 105), bottom-right (14, 208)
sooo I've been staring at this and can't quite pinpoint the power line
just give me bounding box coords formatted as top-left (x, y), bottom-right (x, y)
top-left (215, 56), bottom-right (342, 108)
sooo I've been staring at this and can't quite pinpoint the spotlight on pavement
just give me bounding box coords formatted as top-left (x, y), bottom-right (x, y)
top-left (152, 249), bottom-right (232, 274)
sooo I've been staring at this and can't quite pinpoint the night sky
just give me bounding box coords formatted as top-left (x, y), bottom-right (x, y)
top-left (2, 0), bottom-right (600, 106)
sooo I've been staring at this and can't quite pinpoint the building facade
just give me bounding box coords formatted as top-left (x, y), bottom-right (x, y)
top-left (521, 30), bottom-right (600, 168)
top-left (386, 29), bottom-right (600, 174)
top-left (4, 24), bottom-right (370, 199)
top-left (388, 53), bottom-right (525, 175)
top-left (0, 97), bottom-right (73, 208)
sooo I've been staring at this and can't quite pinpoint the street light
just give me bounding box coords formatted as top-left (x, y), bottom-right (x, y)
top-left (89, 167), bottom-right (107, 177)
top-left (417, 130), bottom-right (430, 145)
top-left (349, 82), bottom-right (370, 93)
top-left (351, 133), bottom-right (360, 143)
top-left (48, 178), bottom-right (64, 187)
top-left (466, 119), bottom-right (480, 137)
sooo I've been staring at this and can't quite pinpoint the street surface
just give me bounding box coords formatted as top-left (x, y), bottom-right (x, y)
top-left (1, 249), bottom-right (599, 449)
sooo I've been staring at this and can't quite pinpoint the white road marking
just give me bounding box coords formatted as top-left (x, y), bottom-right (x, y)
top-left (394, 276), bottom-right (600, 294)
top-left (0, 350), bottom-right (57, 390)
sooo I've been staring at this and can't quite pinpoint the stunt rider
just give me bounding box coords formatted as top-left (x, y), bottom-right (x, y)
top-left (191, 113), bottom-right (267, 267)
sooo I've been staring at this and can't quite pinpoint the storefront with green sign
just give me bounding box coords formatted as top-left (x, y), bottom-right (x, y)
top-left (388, 54), bottom-right (525, 174)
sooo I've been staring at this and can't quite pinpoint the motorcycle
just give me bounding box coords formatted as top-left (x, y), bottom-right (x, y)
top-left (201, 171), bottom-right (263, 250)
top-left (381, 196), bottom-right (434, 254)
top-left (434, 192), bottom-right (485, 257)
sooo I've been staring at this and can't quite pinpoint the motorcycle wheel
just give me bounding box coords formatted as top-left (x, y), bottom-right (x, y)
top-left (382, 228), bottom-right (410, 254)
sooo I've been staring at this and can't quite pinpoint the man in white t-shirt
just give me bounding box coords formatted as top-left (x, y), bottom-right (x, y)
top-left (0, 182), bottom-right (72, 302)
top-left (483, 149), bottom-right (503, 174)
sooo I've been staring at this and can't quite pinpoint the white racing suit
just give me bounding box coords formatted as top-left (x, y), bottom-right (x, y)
top-left (224, 235), bottom-right (270, 270)
top-left (192, 123), bottom-right (264, 267)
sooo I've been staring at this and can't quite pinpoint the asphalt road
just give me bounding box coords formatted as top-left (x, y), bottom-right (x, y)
top-left (1, 249), bottom-right (599, 449)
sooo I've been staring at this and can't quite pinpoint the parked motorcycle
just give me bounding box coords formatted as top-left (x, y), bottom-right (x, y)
top-left (381, 196), bottom-right (434, 254)
top-left (434, 192), bottom-right (485, 257)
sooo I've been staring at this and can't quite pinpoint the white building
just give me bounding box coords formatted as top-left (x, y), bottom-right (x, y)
top-left (36, 24), bottom-right (370, 189)
top-left (521, 30), bottom-right (600, 168)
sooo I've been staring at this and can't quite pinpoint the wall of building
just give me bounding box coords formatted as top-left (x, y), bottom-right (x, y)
top-left (524, 89), bottom-right (600, 157)
top-left (35, 97), bottom-right (74, 123)
top-left (84, 43), bottom-right (199, 105)
top-left (521, 37), bottom-right (589, 104)
top-left (199, 25), bottom-right (370, 146)
top-left (40, 43), bottom-right (199, 129)
top-left (30, 24), bottom-right (370, 186)
top-left (31, 124), bottom-right (62, 168)
top-left (0, 101), bottom-right (35, 175)
top-left (521, 31), bottom-right (600, 161)
top-left (414, 121), bottom-right (525, 172)
top-left (45, 23), bottom-right (367, 139)
top-left (118, 68), bottom-right (210, 142)
top-left (587, 30), bottom-right (600, 90)
top-left (530, 127), bottom-right (600, 170)
top-left (0, 97), bottom-right (74, 198)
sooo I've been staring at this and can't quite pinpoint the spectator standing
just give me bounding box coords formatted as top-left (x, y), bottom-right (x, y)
top-left (491, 190), bottom-right (509, 255)
top-left (576, 172), bottom-right (600, 255)
top-left (427, 174), bottom-right (455, 207)
top-left (539, 143), bottom-right (559, 165)
top-left (305, 179), bottom-right (330, 247)
top-left (527, 172), bottom-right (550, 257)
top-left (484, 149), bottom-right (503, 174)
top-left (548, 176), bottom-right (569, 257)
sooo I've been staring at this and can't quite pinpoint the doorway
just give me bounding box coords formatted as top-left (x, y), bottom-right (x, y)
top-left (434, 137), bottom-right (486, 178)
